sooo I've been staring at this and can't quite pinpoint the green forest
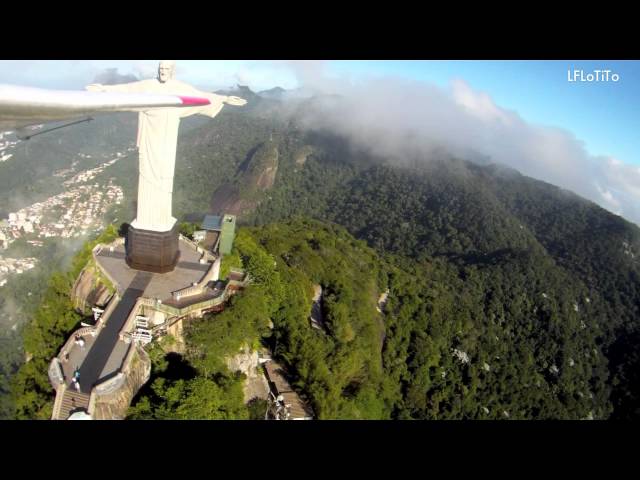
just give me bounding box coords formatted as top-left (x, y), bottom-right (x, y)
top-left (8, 226), bottom-right (118, 419)
top-left (245, 133), bottom-right (640, 419)
top-left (127, 217), bottom-right (620, 419)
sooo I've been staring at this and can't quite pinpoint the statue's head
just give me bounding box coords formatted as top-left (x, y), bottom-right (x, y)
top-left (158, 60), bottom-right (176, 83)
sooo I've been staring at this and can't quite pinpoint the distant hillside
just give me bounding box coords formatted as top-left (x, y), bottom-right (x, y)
top-left (0, 113), bottom-right (136, 215)
top-left (258, 87), bottom-right (287, 100)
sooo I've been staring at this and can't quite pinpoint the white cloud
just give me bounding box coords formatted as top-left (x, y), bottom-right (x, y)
top-left (286, 67), bottom-right (640, 226)
top-left (451, 78), bottom-right (513, 125)
top-left (597, 184), bottom-right (621, 211)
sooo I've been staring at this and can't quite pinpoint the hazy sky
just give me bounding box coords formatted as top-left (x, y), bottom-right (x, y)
top-left (1, 60), bottom-right (639, 224)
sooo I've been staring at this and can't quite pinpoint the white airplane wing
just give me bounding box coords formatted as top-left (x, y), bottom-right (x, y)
top-left (0, 84), bottom-right (211, 130)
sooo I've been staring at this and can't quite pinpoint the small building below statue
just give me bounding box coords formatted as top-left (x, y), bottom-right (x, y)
top-left (200, 213), bottom-right (236, 255)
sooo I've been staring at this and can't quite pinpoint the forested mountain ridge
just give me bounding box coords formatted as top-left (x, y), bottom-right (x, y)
top-left (131, 217), bottom-right (622, 419)
top-left (240, 124), bottom-right (640, 419)
top-left (187, 218), bottom-right (617, 419)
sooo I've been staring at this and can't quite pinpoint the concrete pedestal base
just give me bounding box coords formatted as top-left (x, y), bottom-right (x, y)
top-left (125, 223), bottom-right (180, 273)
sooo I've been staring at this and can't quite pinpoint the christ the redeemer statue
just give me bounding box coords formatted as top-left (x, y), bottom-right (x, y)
top-left (87, 61), bottom-right (246, 272)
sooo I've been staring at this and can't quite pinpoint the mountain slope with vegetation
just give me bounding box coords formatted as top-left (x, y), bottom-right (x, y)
top-left (242, 126), bottom-right (639, 419)
top-left (128, 217), bottom-right (618, 419)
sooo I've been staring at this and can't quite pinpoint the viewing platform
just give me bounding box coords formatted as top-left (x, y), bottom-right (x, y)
top-left (49, 234), bottom-right (249, 420)
top-left (94, 236), bottom-right (212, 301)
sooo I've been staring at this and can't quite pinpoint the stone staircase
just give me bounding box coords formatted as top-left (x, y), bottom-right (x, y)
top-left (56, 389), bottom-right (91, 420)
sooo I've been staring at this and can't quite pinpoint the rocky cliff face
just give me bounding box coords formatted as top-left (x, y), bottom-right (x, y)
top-left (166, 318), bottom-right (186, 355)
top-left (92, 345), bottom-right (151, 420)
top-left (72, 263), bottom-right (113, 313)
top-left (294, 145), bottom-right (314, 168)
top-left (211, 143), bottom-right (279, 217)
top-left (225, 344), bottom-right (270, 403)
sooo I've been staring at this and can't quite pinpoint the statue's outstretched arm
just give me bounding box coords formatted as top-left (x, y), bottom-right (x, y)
top-left (178, 90), bottom-right (246, 119)
top-left (224, 96), bottom-right (247, 106)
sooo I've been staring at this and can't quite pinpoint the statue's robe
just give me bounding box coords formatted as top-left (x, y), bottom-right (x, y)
top-left (98, 79), bottom-right (227, 232)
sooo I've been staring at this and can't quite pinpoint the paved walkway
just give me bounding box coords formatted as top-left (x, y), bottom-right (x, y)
top-left (99, 250), bottom-right (208, 273)
top-left (76, 271), bottom-right (151, 393)
top-left (67, 239), bottom-right (213, 394)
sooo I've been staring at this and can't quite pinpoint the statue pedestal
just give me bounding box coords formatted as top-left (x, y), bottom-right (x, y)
top-left (125, 223), bottom-right (180, 273)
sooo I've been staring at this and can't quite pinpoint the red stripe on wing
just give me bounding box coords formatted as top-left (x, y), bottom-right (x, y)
top-left (178, 96), bottom-right (211, 106)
